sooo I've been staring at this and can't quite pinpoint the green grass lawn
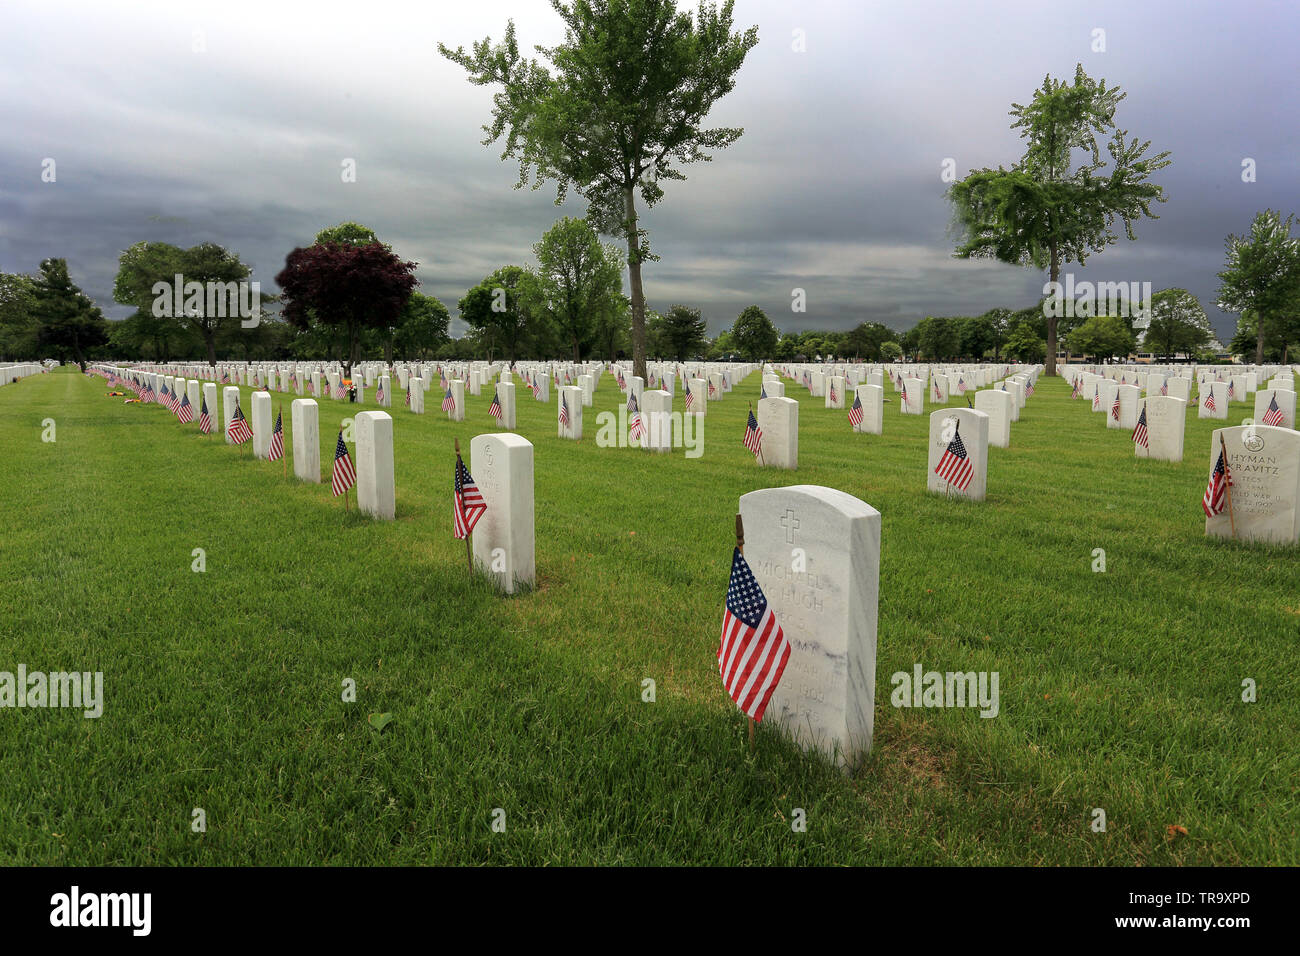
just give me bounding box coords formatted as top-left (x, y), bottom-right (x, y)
top-left (1, 365), bottom-right (1296, 865)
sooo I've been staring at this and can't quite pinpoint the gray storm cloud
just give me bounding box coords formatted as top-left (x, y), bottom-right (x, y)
top-left (2, 0), bottom-right (1296, 341)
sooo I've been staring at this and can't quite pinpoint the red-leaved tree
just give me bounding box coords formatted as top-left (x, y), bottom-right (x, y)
top-left (276, 241), bottom-right (418, 378)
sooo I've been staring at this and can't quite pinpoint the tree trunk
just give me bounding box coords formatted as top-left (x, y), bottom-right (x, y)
top-left (624, 186), bottom-right (647, 383)
top-left (1046, 249), bottom-right (1060, 376)
top-left (1256, 311), bottom-right (1266, 365)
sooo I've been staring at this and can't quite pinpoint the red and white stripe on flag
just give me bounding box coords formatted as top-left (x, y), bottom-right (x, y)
top-left (331, 432), bottom-right (357, 496)
top-left (718, 549), bottom-right (790, 722)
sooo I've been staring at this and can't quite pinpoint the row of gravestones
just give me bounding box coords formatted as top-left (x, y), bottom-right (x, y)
top-left (103, 363), bottom-right (1300, 551)
top-left (89, 372), bottom-right (1300, 770)
top-left (1074, 373), bottom-right (1297, 462)
top-left (1, 364), bottom-right (44, 386)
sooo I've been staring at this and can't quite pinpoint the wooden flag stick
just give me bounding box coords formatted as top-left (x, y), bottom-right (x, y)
top-left (735, 512), bottom-right (756, 755)
top-left (456, 438), bottom-right (473, 576)
top-left (1220, 432), bottom-right (1236, 540)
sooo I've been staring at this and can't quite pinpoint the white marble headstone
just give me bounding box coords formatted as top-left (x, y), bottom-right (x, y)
top-left (739, 485), bottom-right (881, 769)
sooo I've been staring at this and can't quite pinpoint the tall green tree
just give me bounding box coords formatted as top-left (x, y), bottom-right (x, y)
top-left (458, 267), bottom-right (536, 363)
top-left (659, 304), bottom-right (708, 360)
top-left (731, 305), bottom-right (777, 360)
top-left (526, 217), bottom-right (625, 361)
top-left (1063, 314), bottom-right (1134, 362)
top-left (916, 316), bottom-right (961, 360)
top-left (394, 291), bottom-right (451, 360)
top-left (1142, 288), bottom-right (1211, 359)
top-left (948, 64), bottom-right (1171, 376)
top-left (842, 321), bottom-right (898, 361)
top-left (276, 242), bottom-right (418, 379)
top-left (1216, 210), bottom-right (1300, 365)
top-left (113, 241), bottom-right (263, 366)
top-left (30, 259), bottom-right (109, 370)
top-left (0, 272), bottom-right (39, 359)
top-left (439, 0), bottom-right (759, 383)
top-left (592, 296), bottom-right (630, 360)
top-left (1003, 318), bottom-right (1049, 362)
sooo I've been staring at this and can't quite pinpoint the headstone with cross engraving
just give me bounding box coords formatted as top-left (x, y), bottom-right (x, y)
top-left (738, 485), bottom-right (881, 769)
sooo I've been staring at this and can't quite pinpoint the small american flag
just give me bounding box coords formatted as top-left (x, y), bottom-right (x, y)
top-left (1071, 378), bottom-right (1080, 399)
top-left (334, 381), bottom-right (345, 400)
top-left (900, 381), bottom-right (909, 411)
top-left (177, 393), bottom-right (194, 424)
top-left (1228, 379), bottom-right (1236, 399)
top-left (1092, 386), bottom-right (1101, 411)
top-left (627, 392), bottom-right (644, 442)
top-left (1026, 381), bottom-right (1034, 397)
top-left (559, 392), bottom-right (570, 429)
top-left (331, 430), bottom-right (356, 496)
top-left (268, 410), bottom-right (284, 461)
top-left (405, 383), bottom-right (412, 407)
top-left (685, 387), bottom-right (695, 411)
top-left (931, 380), bottom-right (940, 402)
top-left (1204, 390), bottom-right (1217, 412)
top-left (1132, 404), bottom-right (1149, 449)
top-left (957, 376), bottom-right (967, 394)
top-left (831, 382), bottom-right (839, 403)
top-left (453, 456), bottom-right (486, 539)
top-left (743, 409), bottom-right (763, 458)
top-left (489, 388), bottom-right (503, 422)
top-left (1262, 395), bottom-right (1285, 426)
top-left (848, 393), bottom-right (864, 427)
top-left (1202, 448), bottom-right (1232, 517)
top-left (1159, 380), bottom-right (1167, 396)
top-left (228, 402), bottom-right (253, 444)
top-left (441, 386), bottom-right (456, 414)
top-left (375, 380), bottom-right (385, 404)
top-left (934, 422), bottom-right (973, 492)
top-left (1110, 393), bottom-right (1121, 421)
top-left (199, 396), bottom-right (212, 434)
top-left (718, 547), bottom-right (790, 722)
top-left (760, 383), bottom-right (767, 400)
top-left (708, 378), bottom-right (717, 398)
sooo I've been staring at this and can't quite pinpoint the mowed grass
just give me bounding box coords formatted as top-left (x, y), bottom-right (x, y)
top-left (0, 365), bottom-right (1297, 866)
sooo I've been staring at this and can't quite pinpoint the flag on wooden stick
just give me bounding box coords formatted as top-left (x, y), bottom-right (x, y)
top-left (718, 543), bottom-right (790, 723)
top-left (1132, 403), bottom-right (1149, 449)
top-left (1202, 446), bottom-right (1232, 517)
top-left (1262, 395), bottom-right (1284, 426)
top-left (228, 401), bottom-right (253, 444)
top-left (268, 409), bottom-right (285, 462)
top-left (331, 430), bottom-right (356, 497)
top-left (453, 455), bottom-right (486, 540)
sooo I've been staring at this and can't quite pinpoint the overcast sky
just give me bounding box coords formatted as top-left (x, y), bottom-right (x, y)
top-left (3, 0), bottom-right (1297, 341)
